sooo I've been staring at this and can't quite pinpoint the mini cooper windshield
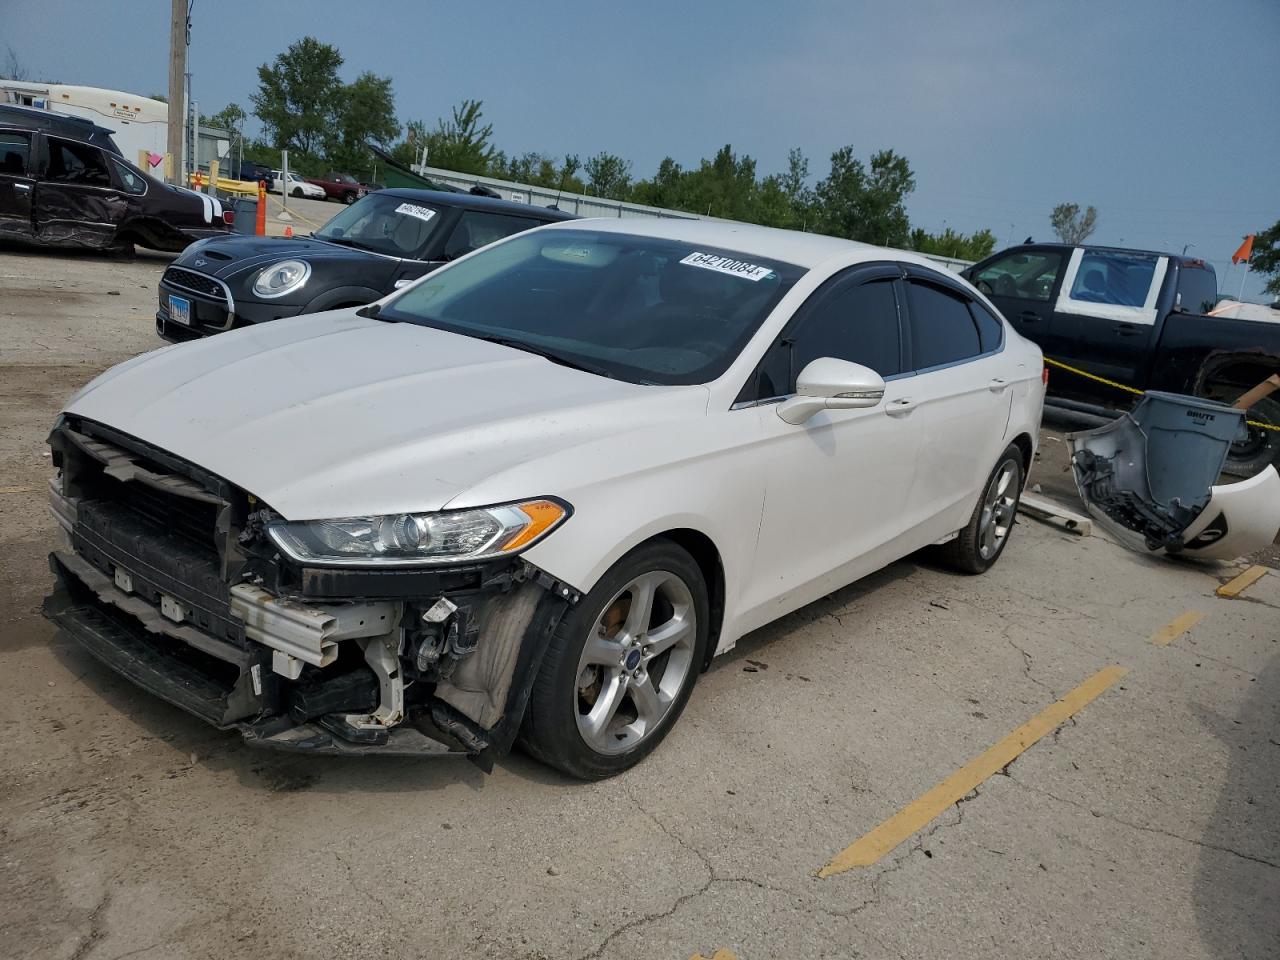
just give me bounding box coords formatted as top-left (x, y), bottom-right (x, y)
top-left (313, 193), bottom-right (445, 258)
top-left (379, 230), bottom-right (806, 385)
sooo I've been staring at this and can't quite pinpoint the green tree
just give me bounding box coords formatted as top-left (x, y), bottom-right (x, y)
top-left (909, 226), bottom-right (997, 261)
top-left (251, 37), bottom-right (344, 156)
top-left (1050, 202), bottom-right (1097, 244)
top-left (327, 71), bottom-right (398, 172)
top-left (813, 147), bottom-right (915, 247)
top-left (584, 151), bottom-right (632, 198)
top-left (202, 103), bottom-right (246, 139)
top-left (1248, 221), bottom-right (1280, 297)
top-left (424, 99), bottom-right (495, 175)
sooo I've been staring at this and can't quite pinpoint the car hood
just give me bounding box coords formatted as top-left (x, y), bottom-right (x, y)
top-left (175, 236), bottom-right (394, 282)
top-left (63, 312), bottom-right (708, 520)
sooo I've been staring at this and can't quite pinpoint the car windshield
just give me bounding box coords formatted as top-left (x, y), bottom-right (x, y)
top-left (378, 229), bottom-right (806, 385)
top-left (313, 193), bottom-right (445, 259)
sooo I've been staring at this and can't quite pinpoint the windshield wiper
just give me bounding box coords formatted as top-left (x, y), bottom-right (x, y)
top-left (317, 235), bottom-right (374, 253)
top-left (473, 335), bottom-right (613, 378)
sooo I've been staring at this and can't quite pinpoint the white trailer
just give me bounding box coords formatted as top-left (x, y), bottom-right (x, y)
top-left (0, 81), bottom-right (169, 163)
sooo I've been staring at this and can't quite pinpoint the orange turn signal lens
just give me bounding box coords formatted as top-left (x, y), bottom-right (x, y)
top-left (500, 499), bottom-right (568, 552)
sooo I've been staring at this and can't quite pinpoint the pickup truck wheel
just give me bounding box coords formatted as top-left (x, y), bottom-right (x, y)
top-left (936, 444), bottom-right (1024, 575)
top-left (1222, 395), bottom-right (1280, 479)
top-left (520, 540), bottom-right (709, 780)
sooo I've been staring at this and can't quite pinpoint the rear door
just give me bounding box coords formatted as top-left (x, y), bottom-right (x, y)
top-left (970, 247), bottom-right (1065, 349)
top-left (1046, 247), bottom-right (1168, 391)
top-left (35, 136), bottom-right (128, 248)
top-left (900, 268), bottom-right (1017, 536)
top-left (0, 128), bottom-right (35, 241)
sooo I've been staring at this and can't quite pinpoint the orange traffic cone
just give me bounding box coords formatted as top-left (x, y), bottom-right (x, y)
top-left (284, 225), bottom-right (293, 238)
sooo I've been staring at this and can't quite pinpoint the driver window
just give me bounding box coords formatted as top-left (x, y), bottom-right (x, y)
top-left (974, 251), bottom-right (1062, 302)
top-left (46, 137), bottom-right (112, 186)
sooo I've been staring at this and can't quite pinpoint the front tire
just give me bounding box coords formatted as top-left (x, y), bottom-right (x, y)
top-left (342, 191), bottom-right (357, 205)
top-left (521, 540), bottom-right (709, 779)
top-left (938, 444), bottom-right (1024, 574)
top-left (291, 187), bottom-right (303, 198)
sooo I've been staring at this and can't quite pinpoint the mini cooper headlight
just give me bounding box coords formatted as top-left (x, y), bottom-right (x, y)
top-left (265, 499), bottom-right (569, 567)
top-left (252, 259), bottom-right (311, 298)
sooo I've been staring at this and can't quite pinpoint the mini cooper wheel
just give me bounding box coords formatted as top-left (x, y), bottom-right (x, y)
top-left (521, 540), bottom-right (709, 779)
top-left (938, 444), bottom-right (1024, 574)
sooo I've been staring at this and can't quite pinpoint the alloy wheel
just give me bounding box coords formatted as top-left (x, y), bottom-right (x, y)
top-left (574, 570), bottom-right (696, 755)
top-left (978, 460), bottom-right (1019, 560)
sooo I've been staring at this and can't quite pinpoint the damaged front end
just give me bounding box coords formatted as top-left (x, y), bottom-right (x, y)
top-left (42, 417), bottom-right (579, 770)
top-left (1068, 391), bottom-right (1280, 560)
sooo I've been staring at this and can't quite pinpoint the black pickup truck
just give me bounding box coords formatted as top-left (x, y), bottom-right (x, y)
top-left (963, 243), bottom-right (1280, 476)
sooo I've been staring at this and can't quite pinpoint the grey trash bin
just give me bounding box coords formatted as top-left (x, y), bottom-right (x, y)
top-left (231, 197), bottom-right (258, 235)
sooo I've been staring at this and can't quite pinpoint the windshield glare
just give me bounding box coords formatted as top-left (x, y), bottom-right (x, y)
top-left (314, 194), bottom-right (443, 258)
top-left (380, 230), bottom-right (804, 385)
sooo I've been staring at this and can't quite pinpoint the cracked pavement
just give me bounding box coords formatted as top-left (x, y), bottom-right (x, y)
top-left (1, 248), bottom-right (1277, 960)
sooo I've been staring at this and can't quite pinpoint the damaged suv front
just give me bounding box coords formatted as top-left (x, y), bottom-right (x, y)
top-left (44, 415), bottom-right (578, 768)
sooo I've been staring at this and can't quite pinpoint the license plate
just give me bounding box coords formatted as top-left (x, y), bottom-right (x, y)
top-left (169, 294), bottom-right (191, 326)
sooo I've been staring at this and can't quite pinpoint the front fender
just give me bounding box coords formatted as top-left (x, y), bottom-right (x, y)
top-left (301, 285), bottom-right (384, 313)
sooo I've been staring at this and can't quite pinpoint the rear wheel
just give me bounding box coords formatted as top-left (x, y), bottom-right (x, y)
top-left (937, 445), bottom-right (1024, 574)
top-left (1222, 395), bottom-right (1280, 479)
top-left (342, 191), bottom-right (357, 205)
top-left (521, 540), bottom-right (709, 779)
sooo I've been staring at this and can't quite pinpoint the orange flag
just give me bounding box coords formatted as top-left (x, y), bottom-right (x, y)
top-left (1231, 234), bottom-right (1255, 264)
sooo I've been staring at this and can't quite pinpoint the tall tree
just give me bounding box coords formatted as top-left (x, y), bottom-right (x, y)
top-left (1050, 202), bottom-right (1098, 244)
top-left (813, 147), bottom-right (915, 247)
top-left (425, 99), bottom-right (495, 174)
top-left (251, 37), bottom-right (344, 155)
top-left (909, 226), bottom-right (997, 261)
top-left (584, 152), bottom-right (632, 198)
top-left (327, 71), bottom-right (398, 171)
top-left (202, 103), bottom-right (246, 139)
top-left (1247, 220), bottom-right (1280, 297)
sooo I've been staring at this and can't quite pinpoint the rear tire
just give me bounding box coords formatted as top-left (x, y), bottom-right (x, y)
top-left (937, 444), bottom-right (1024, 574)
top-left (520, 540), bottom-right (709, 780)
top-left (342, 191), bottom-right (357, 205)
top-left (1221, 395), bottom-right (1280, 479)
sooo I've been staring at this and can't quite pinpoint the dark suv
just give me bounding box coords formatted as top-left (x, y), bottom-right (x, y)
top-left (156, 189), bottom-right (575, 340)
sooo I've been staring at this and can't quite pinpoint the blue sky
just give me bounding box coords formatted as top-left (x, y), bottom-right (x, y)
top-left (6, 0), bottom-right (1278, 299)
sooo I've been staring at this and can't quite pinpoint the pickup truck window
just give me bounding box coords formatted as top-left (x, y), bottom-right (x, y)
top-left (1068, 251), bottom-right (1158, 308)
top-left (906, 280), bottom-right (983, 369)
top-left (1176, 265), bottom-right (1218, 314)
top-left (973, 251), bottom-right (1062, 302)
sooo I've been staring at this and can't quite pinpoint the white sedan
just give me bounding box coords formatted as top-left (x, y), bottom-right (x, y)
top-left (44, 218), bottom-right (1046, 779)
top-left (269, 170), bottom-right (325, 199)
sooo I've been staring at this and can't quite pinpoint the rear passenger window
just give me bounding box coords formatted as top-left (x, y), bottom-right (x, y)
top-left (443, 211), bottom-right (540, 260)
top-left (46, 137), bottom-right (111, 186)
top-left (1175, 265), bottom-right (1217, 315)
top-left (968, 300), bottom-right (1004, 352)
top-left (906, 281), bottom-right (982, 369)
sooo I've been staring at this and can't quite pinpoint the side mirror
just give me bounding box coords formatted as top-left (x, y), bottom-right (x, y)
top-left (777, 358), bottom-right (886, 424)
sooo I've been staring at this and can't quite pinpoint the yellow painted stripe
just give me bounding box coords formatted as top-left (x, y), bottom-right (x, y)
top-left (818, 666), bottom-right (1128, 878)
top-left (690, 951), bottom-right (739, 960)
top-left (0, 485), bottom-right (39, 495)
top-left (1149, 611), bottom-right (1205, 646)
top-left (1217, 565), bottom-right (1269, 598)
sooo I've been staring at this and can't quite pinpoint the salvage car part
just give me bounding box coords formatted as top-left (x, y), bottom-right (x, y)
top-left (1068, 391), bottom-right (1280, 559)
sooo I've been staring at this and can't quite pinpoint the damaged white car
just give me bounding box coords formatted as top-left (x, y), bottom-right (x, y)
top-left (44, 219), bottom-right (1046, 779)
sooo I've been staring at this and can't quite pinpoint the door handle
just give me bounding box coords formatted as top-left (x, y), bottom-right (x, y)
top-left (394, 278), bottom-right (412, 288)
top-left (1114, 323), bottom-right (1140, 337)
top-left (988, 377), bottom-right (1009, 392)
top-left (1017, 311), bottom-right (1039, 322)
top-left (885, 397), bottom-right (916, 417)
top-left (13, 182), bottom-right (31, 192)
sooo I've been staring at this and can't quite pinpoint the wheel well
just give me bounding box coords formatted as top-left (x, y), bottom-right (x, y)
top-left (651, 529), bottom-right (725, 671)
top-left (1195, 354), bottom-right (1280, 402)
top-left (1010, 432), bottom-right (1034, 476)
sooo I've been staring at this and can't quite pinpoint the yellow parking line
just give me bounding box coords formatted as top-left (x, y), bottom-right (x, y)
top-left (818, 666), bottom-right (1128, 878)
top-left (690, 951), bottom-right (738, 960)
top-left (1149, 611), bottom-right (1205, 646)
top-left (1216, 565), bottom-right (1269, 599)
top-left (0, 485), bottom-right (38, 494)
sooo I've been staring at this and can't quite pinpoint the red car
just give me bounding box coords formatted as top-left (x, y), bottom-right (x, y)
top-left (304, 171), bottom-right (368, 205)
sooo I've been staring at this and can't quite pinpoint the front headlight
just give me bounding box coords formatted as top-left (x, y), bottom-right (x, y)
top-left (265, 498), bottom-right (569, 567)
top-left (252, 259), bottom-right (311, 298)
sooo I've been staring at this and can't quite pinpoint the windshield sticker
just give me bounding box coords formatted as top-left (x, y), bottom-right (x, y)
top-left (394, 202), bottom-right (437, 223)
top-left (679, 252), bottom-right (773, 282)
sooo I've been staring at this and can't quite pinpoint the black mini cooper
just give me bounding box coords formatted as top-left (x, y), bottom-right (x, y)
top-left (156, 189), bottom-right (576, 341)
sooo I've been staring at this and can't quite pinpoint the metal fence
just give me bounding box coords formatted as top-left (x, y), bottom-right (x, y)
top-left (415, 165), bottom-right (974, 274)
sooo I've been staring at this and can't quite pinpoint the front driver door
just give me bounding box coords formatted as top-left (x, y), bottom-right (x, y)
top-left (0, 128), bottom-right (35, 241)
top-left (740, 265), bottom-right (923, 628)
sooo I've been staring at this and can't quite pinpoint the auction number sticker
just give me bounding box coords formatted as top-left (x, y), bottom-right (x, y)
top-left (679, 252), bottom-right (772, 281)
top-left (395, 202), bottom-right (437, 223)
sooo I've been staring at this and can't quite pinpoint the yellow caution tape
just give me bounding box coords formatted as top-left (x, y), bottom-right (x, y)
top-left (1044, 356), bottom-right (1279, 433)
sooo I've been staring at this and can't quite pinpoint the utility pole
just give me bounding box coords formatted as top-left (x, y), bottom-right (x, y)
top-left (166, 0), bottom-right (188, 185)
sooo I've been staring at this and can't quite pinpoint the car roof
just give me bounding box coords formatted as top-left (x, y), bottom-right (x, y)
top-left (0, 103), bottom-right (116, 137)
top-left (548, 215), bottom-right (948, 271)
top-left (379, 188), bottom-right (578, 221)
top-left (1005, 240), bottom-right (1201, 263)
